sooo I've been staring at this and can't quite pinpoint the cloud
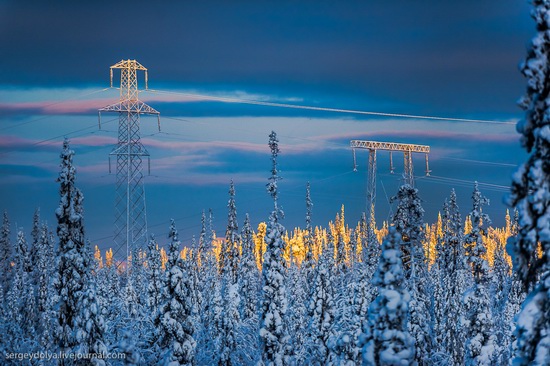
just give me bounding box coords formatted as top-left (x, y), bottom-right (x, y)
top-left (146, 171), bottom-right (267, 186)
top-left (318, 127), bottom-right (518, 145)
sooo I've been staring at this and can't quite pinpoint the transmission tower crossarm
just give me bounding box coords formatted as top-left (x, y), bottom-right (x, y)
top-left (350, 138), bottom-right (432, 222)
top-left (350, 140), bottom-right (430, 153)
top-left (99, 101), bottom-right (160, 115)
top-left (110, 59), bottom-right (148, 71)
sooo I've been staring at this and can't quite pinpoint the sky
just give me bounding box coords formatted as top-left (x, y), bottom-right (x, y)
top-left (0, 0), bottom-right (536, 258)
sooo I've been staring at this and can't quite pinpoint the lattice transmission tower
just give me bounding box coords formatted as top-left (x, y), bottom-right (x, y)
top-left (351, 140), bottom-right (431, 226)
top-left (98, 59), bottom-right (160, 264)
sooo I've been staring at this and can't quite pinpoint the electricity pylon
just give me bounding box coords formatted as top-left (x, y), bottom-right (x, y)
top-left (99, 59), bottom-right (160, 265)
top-left (351, 140), bottom-right (431, 226)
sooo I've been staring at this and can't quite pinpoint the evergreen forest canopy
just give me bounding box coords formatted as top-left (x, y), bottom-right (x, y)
top-left (0, 133), bottom-right (541, 365)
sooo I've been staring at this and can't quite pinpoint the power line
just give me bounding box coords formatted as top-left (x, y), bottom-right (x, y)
top-left (438, 156), bottom-right (518, 167)
top-left (145, 89), bottom-right (516, 125)
top-left (0, 117), bottom-right (119, 158)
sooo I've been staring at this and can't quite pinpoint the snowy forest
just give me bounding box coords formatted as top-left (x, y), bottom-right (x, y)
top-left (0, 128), bottom-right (546, 366)
top-left (1, 2), bottom-right (550, 366)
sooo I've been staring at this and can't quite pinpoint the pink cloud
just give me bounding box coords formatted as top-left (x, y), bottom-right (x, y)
top-left (0, 134), bottom-right (117, 150)
top-left (146, 171), bottom-right (266, 186)
top-left (0, 97), bottom-right (116, 115)
top-left (141, 136), bottom-right (325, 156)
top-left (0, 135), bottom-right (34, 147)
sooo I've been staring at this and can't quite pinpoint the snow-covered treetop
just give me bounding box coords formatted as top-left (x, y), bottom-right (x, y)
top-left (391, 184), bottom-right (425, 244)
top-left (267, 131), bottom-right (282, 203)
top-left (226, 180), bottom-right (239, 245)
top-left (167, 219), bottom-right (181, 269)
top-left (57, 138), bottom-right (76, 187)
top-left (470, 182), bottom-right (491, 233)
top-left (372, 227), bottom-right (404, 289)
top-left (306, 181), bottom-right (313, 233)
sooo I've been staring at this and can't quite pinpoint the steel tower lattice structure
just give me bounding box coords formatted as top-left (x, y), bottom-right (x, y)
top-left (99, 60), bottom-right (160, 264)
top-left (351, 140), bottom-right (431, 226)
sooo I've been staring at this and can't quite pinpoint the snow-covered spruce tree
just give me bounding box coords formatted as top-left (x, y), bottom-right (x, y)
top-left (285, 256), bottom-right (309, 365)
top-left (463, 183), bottom-right (497, 366)
top-left (216, 279), bottom-right (243, 366)
top-left (491, 239), bottom-right (512, 349)
top-left (391, 184), bottom-right (425, 278)
top-left (193, 211), bottom-right (207, 312)
top-left (436, 189), bottom-right (470, 365)
top-left (205, 278), bottom-right (224, 363)
top-left (363, 216), bottom-right (380, 278)
top-left (52, 139), bottom-right (106, 364)
top-left (259, 131), bottom-right (290, 366)
top-left (430, 223), bottom-right (447, 364)
top-left (305, 238), bottom-right (335, 365)
top-left (329, 261), bottom-right (357, 366)
top-left (0, 210), bottom-right (11, 295)
top-left (198, 210), bottom-right (207, 269)
top-left (78, 240), bottom-right (108, 366)
top-left (365, 210), bottom-right (380, 270)
top-left (159, 220), bottom-right (196, 366)
top-left (503, 274), bottom-right (526, 363)
top-left (350, 234), bottom-right (377, 365)
top-left (302, 182), bottom-right (316, 287)
top-left (37, 223), bottom-right (55, 349)
top-left (464, 182), bottom-right (491, 282)
top-left (223, 180), bottom-right (240, 284)
top-left (506, 1), bottom-right (550, 364)
top-left (6, 229), bottom-right (35, 348)
top-left (147, 234), bottom-right (164, 333)
top-left (210, 181), bottom-right (247, 365)
top-left (391, 184), bottom-right (433, 364)
top-left (196, 210), bottom-right (220, 365)
top-left (30, 207), bottom-right (40, 272)
top-left (239, 213), bottom-right (260, 322)
top-left (188, 236), bottom-right (203, 325)
top-left (360, 227), bottom-right (415, 365)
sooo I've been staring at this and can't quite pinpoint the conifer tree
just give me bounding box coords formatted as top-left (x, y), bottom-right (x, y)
top-left (491, 240), bottom-right (514, 365)
top-left (463, 183), bottom-right (496, 366)
top-left (351, 238), bottom-right (376, 365)
top-left (302, 182), bottom-right (315, 286)
top-left (285, 259), bottom-right (308, 365)
top-left (147, 234), bottom-right (164, 330)
top-left (0, 211), bottom-right (11, 295)
top-left (507, 1), bottom-right (550, 364)
top-left (52, 139), bottom-right (106, 364)
top-left (37, 223), bottom-right (54, 349)
top-left (6, 230), bottom-right (34, 345)
top-left (216, 279), bottom-right (242, 366)
top-left (391, 184), bottom-right (433, 363)
top-left (391, 184), bottom-right (425, 277)
top-left (259, 131), bottom-right (289, 366)
top-left (30, 208), bottom-right (40, 273)
top-left (160, 220), bottom-right (196, 366)
top-left (198, 210), bottom-right (207, 269)
top-left (360, 227), bottom-right (415, 365)
top-left (238, 214), bottom-right (259, 322)
top-left (438, 189), bottom-right (470, 365)
top-left (306, 239), bottom-right (335, 365)
top-left (223, 180), bottom-right (240, 283)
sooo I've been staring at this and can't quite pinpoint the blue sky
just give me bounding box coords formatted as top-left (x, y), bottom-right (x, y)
top-left (0, 1), bottom-right (534, 255)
